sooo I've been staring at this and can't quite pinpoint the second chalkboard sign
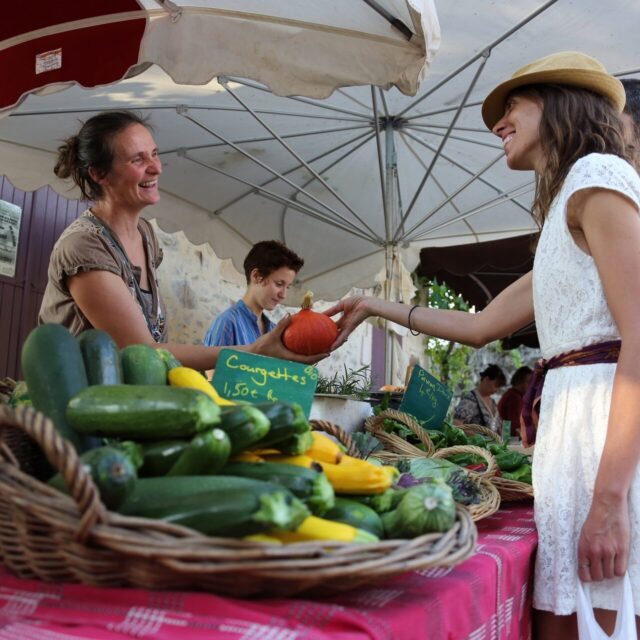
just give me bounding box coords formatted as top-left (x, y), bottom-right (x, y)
top-left (399, 365), bottom-right (452, 430)
top-left (211, 349), bottom-right (319, 417)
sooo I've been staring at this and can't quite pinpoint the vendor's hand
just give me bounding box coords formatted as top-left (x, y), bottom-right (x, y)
top-left (577, 493), bottom-right (630, 582)
top-left (324, 295), bottom-right (373, 349)
top-left (252, 315), bottom-right (328, 364)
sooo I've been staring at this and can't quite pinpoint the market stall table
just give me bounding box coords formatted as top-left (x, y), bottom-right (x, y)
top-left (0, 504), bottom-right (536, 640)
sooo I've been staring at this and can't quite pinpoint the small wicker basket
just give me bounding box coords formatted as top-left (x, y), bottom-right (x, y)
top-left (0, 405), bottom-right (477, 597)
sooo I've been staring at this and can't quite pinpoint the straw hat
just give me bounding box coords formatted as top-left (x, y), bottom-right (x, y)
top-left (482, 51), bottom-right (625, 130)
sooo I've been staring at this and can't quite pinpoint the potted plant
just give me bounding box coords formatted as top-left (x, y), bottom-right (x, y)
top-left (309, 365), bottom-right (374, 433)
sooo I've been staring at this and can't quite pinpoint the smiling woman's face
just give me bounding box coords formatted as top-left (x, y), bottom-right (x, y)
top-left (492, 93), bottom-right (544, 173)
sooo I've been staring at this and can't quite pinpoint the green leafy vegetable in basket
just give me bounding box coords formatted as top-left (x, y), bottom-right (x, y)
top-left (426, 430), bottom-right (447, 449)
top-left (493, 450), bottom-right (530, 472)
top-left (396, 458), bottom-right (481, 505)
top-left (445, 452), bottom-right (486, 468)
top-left (381, 482), bottom-right (456, 537)
top-left (501, 463), bottom-right (532, 484)
top-left (442, 423), bottom-right (469, 447)
top-left (350, 432), bottom-right (384, 459)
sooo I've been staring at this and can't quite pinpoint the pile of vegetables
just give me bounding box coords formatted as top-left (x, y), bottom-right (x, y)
top-left (370, 402), bottom-right (533, 486)
top-left (16, 324), bottom-right (459, 543)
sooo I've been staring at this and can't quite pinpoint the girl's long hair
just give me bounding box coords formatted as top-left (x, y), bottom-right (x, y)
top-left (512, 85), bottom-right (631, 227)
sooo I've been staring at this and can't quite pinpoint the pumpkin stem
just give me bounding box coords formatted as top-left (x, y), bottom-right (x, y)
top-left (301, 290), bottom-right (314, 310)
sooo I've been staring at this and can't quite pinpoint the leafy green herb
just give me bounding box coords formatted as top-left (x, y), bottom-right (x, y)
top-left (316, 365), bottom-right (371, 399)
top-left (351, 432), bottom-right (383, 459)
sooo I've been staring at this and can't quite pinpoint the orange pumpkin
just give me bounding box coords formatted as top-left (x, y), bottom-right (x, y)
top-left (282, 291), bottom-right (338, 355)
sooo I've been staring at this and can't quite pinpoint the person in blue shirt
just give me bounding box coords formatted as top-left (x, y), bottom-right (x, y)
top-left (204, 240), bottom-right (304, 346)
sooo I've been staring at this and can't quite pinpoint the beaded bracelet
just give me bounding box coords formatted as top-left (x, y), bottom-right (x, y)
top-left (407, 304), bottom-right (421, 336)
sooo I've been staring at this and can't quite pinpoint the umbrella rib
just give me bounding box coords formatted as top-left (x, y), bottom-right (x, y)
top-left (407, 125), bottom-right (503, 150)
top-left (402, 152), bottom-right (506, 239)
top-left (398, 0), bottom-right (560, 117)
top-left (393, 55), bottom-right (490, 242)
top-left (297, 248), bottom-right (384, 286)
top-left (359, 0), bottom-right (414, 40)
top-left (371, 88), bottom-right (388, 225)
top-left (220, 80), bottom-right (380, 239)
top-left (224, 77), bottom-right (373, 119)
top-left (401, 136), bottom-right (480, 244)
top-left (289, 134), bottom-right (378, 210)
top-left (377, 88), bottom-right (390, 118)
top-left (179, 109), bottom-right (371, 237)
top-left (212, 130), bottom-right (374, 216)
top-left (181, 153), bottom-right (375, 243)
top-left (407, 101), bottom-right (483, 121)
top-left (408, 182), bottom-right (537, 241)
top-left (419, 124), bottom-right (495, 134)
top-left (8, 104), bottom-right (367, 123)
top-left (162, 124), bottom-right (370, 154)
top-left (402, 130), bottom-right (535, 218)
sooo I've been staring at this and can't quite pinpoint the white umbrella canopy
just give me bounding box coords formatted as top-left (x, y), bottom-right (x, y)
top-left (3, 0), bottom-right (438, 114)
top-left (2, 0), bottom-right (640, 304)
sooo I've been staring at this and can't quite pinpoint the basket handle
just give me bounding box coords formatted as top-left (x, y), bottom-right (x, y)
top-left (432, 444), bottom-right (498, 479)
top-left (364, 409), bottom-right (435, 457)
top-left (0, 405), bottom-right (107, 541)
top-left (309, 419), bottom-right (363, 459)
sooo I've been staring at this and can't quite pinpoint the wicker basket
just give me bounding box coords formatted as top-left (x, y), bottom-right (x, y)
top-left (459, 423), bottom-right (502, 444)
top-left (364, 409), bottom-right (435, 457)
top-left (0, 405), bottom-right (477, 597)
top-left (458, 424), bottom-right (534, 502)
top-left (309, 419), bottom-right (363, 459)
top-left (490, 476), bottom-right (534, 502)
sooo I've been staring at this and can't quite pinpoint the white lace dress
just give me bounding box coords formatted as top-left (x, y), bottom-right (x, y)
top-left (532, 153), bottom-right (640, 615)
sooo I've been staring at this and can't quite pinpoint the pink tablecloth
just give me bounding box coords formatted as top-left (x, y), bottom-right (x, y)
top-left (0, 504), bottom-right (537, 640)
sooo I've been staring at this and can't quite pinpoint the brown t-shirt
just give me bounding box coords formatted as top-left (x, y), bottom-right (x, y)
top-left (38, 211), bottom-right (167, 342)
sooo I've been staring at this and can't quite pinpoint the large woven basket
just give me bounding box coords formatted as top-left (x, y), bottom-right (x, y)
top-left (363, 410), bottom-right (500, 522)
top-left (0, 405), bottom-right (477, 598)
top-left (459, 423), bottom-right (534, 502)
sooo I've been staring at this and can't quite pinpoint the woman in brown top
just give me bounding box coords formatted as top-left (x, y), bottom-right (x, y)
top-left (39, 111), bottom-right (320, 369)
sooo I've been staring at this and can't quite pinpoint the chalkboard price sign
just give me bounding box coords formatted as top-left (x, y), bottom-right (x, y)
top-left (211, 349), bottom-right (319, 416)
top-left (399, 365), bottom-right (452, 429)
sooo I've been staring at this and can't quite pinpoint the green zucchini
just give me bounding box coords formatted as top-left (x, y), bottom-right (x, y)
top-left (324, 497), bottom-right (385, 538)
top-left (21, 324), bottom-right (88, 453)
top-left (67, 385), bottom-right (221, 440)
top-left (167, 428), bottom-right (231, 476)
top-left (217, 405), bottom-right (271, 454)
top-left (139, 439), bottom-right (190, 477)
top-left (77, 329), bottom-right (123, 385)
top-left (120, 344), bottom-right (167, 385)
top-left (223, 460), bottom-right (335, 515)
top-left (251, 402), bottom-right (310, 452)
top-left (48, 445), bottom-right (137, 510)
top-left (118, 476), bottom-right (309, 537)
top-left (156, 348), bottom-right (182, 371)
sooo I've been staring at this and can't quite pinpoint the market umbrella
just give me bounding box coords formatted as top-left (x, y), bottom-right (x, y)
top-left (2, 0), bottom-right (439, 115)
top-left (3, 0), bottom-right (639, 304)
top-left (417, 234), bottom-right (539, 348)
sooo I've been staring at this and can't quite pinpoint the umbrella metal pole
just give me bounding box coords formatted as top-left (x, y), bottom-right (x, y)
top-left (384, 121), bottom-right (398, 386)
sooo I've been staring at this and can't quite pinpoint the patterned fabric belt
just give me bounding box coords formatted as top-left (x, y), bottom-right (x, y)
top-left (520, 339), bottom-right (621, 446)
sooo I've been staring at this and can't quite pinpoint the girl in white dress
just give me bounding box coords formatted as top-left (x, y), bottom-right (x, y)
top-left (327, 52), bottom-right (640, 638)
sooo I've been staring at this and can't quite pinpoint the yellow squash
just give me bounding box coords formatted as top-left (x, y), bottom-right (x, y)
top-left (168, 366), bottom-right (236, 406)
top-left (269, 515), bottom-right (378, 543)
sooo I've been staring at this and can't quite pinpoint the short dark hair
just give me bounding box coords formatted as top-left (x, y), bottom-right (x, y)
top-left (54, 110), bottom-right (151, 200)
top-left (243, 240), bottom-right (304, 283)
top-left (511, 365), bottom-right (532, 387)
top-left (479, 364), bottom-right (506, 387)
top-left (621, 78), bottom-right (640, 140)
